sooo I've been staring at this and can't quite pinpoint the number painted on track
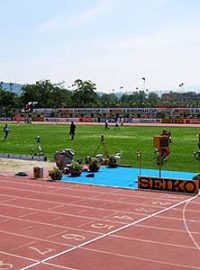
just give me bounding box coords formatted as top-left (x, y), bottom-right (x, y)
top-left (0, 261), bottom-right (13, 270)
top-left (91, 223), bottom-right (114, 230)
top-left (29, 246), bottom-right (53, 255)
top-left (165, 194), bottom-right (185, 199)
top-left (62, 234), bottom-right (86, 241)
top-left (165, 195), bottom-right (178, 199)
top-left (113, 215), bottom-right (132, 220)
top-left (151, 201), bottom-right (172, 206)
top-left (134, 207), bottom-right (154, 213)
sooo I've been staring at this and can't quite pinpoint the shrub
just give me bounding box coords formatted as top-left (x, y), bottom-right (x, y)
top-left (69, 161), bottom-right (82, 177)
top-left (108, 155), bottom-right (118, 168)
top-left (89, 159), bottom-right (100, 172)
top-left (49, 167), bottom-right (62, 180)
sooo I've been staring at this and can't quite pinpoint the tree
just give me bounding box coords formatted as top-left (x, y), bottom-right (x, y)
top-left (20, 80), bottom-right (72, 108)
top-left (72, 79), bottom-right (98, 107)
top-left (147, 92), bottom-right (160, 107)
top-left (120, 94), bottom-right (131, 106)
top-left (100, 93), bottom-right (119, 107)
top-left (131, 91), bottom-right (147, 107)
top-left (0, 89), bottom-right (19, 116)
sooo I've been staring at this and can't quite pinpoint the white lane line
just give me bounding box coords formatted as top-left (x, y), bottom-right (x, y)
top-left (52, 217), bottom-right (63, 222)
top-left (19, 213), bottom-right (38, 218)
top-left (0, 180), bottom-right (187, 203)
top-left (10, 241), bottom-right (35, 252)
top-left (0, 201), bottom-right (139, 226)
top-left (112, 234), bottom-right (196, 249)
top-left (47, 205), bottom-right (64, 211)
top-left (133, 224), bottom-right (200, 234)
top-left (20, 194), bottom-right (198, 270)
top-left (85, 246), bottom-right (200, 270)
top-left (42, 262), bottom-right (78, 270)
top-left (0, 228), bottom-right (73, 247)
top-left (0, 213), bottom-right (105, 237)
top-left (183, 198), bottom-right (200, 250)
top-left (0, 250), bottom-right (38, 263)
top-left (20, 226), bottom-right (33, 231)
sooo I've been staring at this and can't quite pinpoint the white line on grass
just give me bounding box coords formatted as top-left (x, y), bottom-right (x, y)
top-left (20, 194), bottom-right (199, 270)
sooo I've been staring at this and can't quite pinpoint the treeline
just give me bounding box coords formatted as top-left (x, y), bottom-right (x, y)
top-left (0, 79), bottom-right (200, 116)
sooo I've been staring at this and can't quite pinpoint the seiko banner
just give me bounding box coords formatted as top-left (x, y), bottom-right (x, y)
top-left (138, 176), bottom-right (199, 194)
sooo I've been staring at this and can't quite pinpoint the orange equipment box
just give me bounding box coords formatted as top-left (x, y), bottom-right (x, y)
top-left (154, 136), bottom-right (169, 149)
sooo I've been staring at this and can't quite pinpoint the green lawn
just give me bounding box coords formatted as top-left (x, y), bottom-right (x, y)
top-left (0, 123), bottom-right (200, 173)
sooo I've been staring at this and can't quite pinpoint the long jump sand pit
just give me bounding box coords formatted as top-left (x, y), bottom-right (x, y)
top-left (0, 158), bottom-right (54, 178)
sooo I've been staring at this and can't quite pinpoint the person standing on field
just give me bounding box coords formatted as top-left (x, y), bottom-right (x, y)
top-left (104, 119), bottom-right (109, 130)
top-left (3, 123), bottom-right (10, 140)
top-left (69, 121), bottom-right (76, 140)
top-left (197, 132), bottom-right (200, 150)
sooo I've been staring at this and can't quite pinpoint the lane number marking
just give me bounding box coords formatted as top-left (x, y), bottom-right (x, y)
top-left (91, 223), bottom-right (114, 230)
top-left (29, 246), bottom-right (54, 255)
top-left (62, 234), bottom-right (86, 241)
top-left (113, 215), bottom-right (133, 220)
top-left (0, 261), bottom-right (13, 270)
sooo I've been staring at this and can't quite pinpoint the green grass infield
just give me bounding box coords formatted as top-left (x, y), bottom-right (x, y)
top-left (0, 123), bottom-right (200, 173)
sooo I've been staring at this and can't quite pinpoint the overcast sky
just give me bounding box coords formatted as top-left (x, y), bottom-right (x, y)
top-left (0, 0), bottom-right (200, 92)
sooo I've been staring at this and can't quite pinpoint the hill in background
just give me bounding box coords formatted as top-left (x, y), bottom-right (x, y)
top-left (1, 81), bottom-right (199, 97)
top-left (0, 82), bottom-right (23, 95)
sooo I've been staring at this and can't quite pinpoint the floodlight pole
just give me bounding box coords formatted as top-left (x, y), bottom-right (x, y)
top-left (141, 77), bottom-right (146, 106)
top-left (179, 83), bottom-right (184, 105)
top-left (142, 77), bottom-right (145, 92)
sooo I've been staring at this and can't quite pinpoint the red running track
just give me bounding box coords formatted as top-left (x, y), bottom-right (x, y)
top-left (0, 175), bottom-right (199, 270)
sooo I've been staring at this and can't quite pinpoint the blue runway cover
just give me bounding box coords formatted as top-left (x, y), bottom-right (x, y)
top-left (62, 167), bottom-right (197, 189)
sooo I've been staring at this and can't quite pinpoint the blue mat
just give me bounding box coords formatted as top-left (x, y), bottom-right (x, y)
top-left (62, 167), bottom-right (197, 189)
